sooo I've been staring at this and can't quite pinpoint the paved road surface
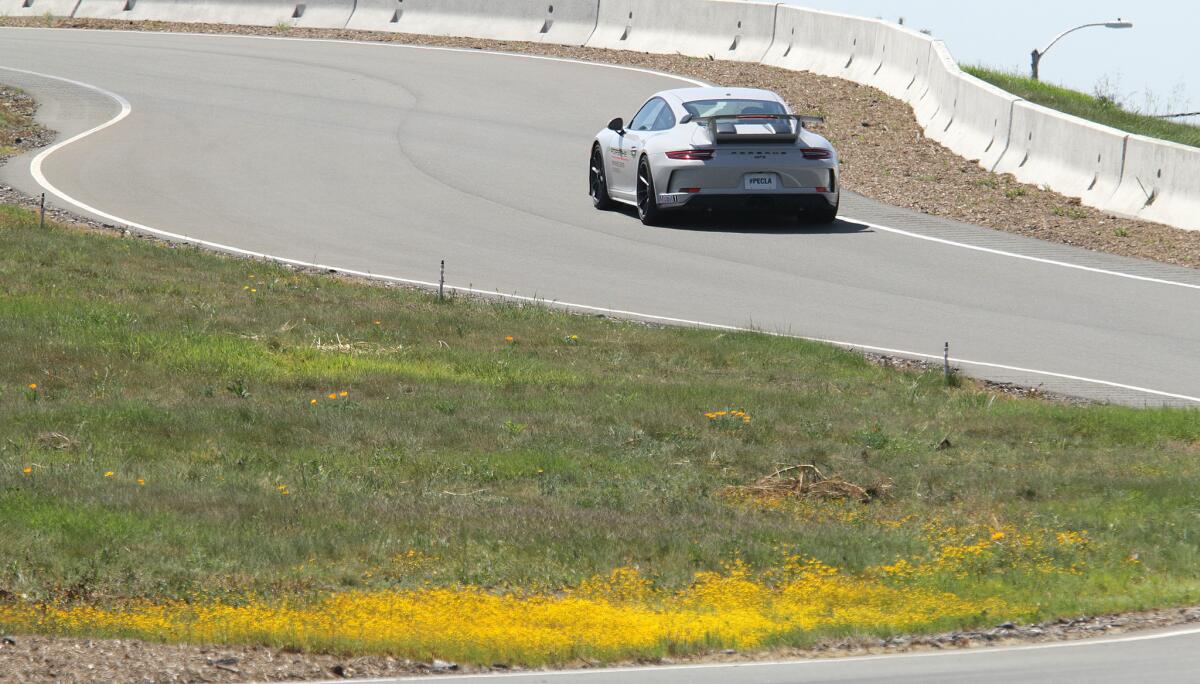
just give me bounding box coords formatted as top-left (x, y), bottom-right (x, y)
top-left (303, 627), bottom-right (1200, 683)
top-left (2, 28), bottom-right (1198, 407)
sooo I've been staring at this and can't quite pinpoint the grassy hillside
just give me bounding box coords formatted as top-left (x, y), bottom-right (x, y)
top-left (963, 65), bottom-right (1200, 148)
top-left (2, 204), bottom-right (1200, 663)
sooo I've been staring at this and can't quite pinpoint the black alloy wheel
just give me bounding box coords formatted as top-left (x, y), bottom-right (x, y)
top-left (590, 146), bottom-right (615, 210)
top-left (636, 157), bottom-right (665, 226)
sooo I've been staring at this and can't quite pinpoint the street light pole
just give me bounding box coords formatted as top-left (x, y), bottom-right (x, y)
top-left (1030, 19), bottom-right (1133, 81)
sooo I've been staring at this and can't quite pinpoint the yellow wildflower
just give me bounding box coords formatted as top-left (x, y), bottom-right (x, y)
top-left (327, 393), bottom-right (337, 400)
top-left (137, 479), bottom-right (145, 486)
top-left (22, 466), bottom-right (32, 475)
top-left (0, 559), bottom-right (1015, 665)
top-left (310, 399), bottom-right (318, 406)
top-left (104, 471), bottom-right (114, 478)
top-left (339, 391), bottom-right (349, 398)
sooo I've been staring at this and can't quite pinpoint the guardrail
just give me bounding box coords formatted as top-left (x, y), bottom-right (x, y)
top-left (40, 0), bottom-right (1199, 231)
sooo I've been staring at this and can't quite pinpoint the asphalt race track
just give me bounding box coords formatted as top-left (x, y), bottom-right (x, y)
top-left (2, 28), bottom-right (1199, 410)
top-left (313, 625), bottom-right (1200, 683)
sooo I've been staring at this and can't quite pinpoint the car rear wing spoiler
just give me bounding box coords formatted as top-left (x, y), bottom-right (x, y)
top-left (686, 114), bottom-right (826, 144)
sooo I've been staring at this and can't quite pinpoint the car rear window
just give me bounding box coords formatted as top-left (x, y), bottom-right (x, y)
top-left (682, 99), bottom-right (788, 118)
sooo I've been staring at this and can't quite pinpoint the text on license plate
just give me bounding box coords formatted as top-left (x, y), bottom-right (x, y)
top-left (744, 173), bottom-right (777, 190)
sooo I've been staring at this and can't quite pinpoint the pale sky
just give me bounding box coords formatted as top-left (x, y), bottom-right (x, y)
top-left (781, 1), bottom-right (1198, 123)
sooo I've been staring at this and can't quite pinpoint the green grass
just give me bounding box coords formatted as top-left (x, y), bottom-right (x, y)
top-left (3, 204), bottom-right (1200, 627)
top-left (963, 65), bottom-right (1200, 148)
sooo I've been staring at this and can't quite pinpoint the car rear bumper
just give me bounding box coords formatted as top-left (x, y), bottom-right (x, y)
top-left (658, 192), bottom-right (837, 212)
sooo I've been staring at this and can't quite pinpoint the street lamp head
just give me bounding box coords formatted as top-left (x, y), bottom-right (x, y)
top-left (1031, 18), bottom-right (1134, 80)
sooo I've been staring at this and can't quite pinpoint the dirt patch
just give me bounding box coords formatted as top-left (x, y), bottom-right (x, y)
top-left (1, 16), bottom-right (1198, 269)
top-left (0, 635), bottom-right (441, 683)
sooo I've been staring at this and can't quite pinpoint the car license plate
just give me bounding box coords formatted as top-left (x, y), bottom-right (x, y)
top-left (744, 173), bottom-right (777, 190)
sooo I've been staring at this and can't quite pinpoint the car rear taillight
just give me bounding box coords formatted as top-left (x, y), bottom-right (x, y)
top-left (666, 149), bottom-right (715, 161)
top-left (801, 148), bottom-right (832, 160)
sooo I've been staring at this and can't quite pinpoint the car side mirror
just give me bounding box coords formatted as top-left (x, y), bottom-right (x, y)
top-left (680, 114), bottom-right (693, 124)
top-left (607, 117), bottom-right (625, 134)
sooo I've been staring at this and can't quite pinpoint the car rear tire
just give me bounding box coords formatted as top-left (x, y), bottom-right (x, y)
top-left (803, 193), bottom-right (840, 225)
top-left (590, 145), bottom-right (615, 210)
top-left (636, 157), bottom-right (665, 226)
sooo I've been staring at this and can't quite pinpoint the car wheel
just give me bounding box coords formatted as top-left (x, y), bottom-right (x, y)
top-left (589, 145), bottom-right (615, 210)
top-left (636, 156), bottom-right (665, 226)
top-left (803, 193), bottom-right (840, 225)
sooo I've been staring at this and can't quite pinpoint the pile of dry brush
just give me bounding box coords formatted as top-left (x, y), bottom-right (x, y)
top-left (727, 464), bottom-right (893, 504)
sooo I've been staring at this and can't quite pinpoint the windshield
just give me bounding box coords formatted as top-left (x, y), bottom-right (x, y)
top-left (682, 99), bottom-right (788, 118)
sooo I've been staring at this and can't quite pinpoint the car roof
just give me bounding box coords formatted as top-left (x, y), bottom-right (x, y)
top-left (657, 87), bottom-right (785, 105)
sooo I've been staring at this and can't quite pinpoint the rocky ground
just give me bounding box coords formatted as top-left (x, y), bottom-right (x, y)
top-left (1, 16), bottom-right (1198, 269)
top-left (2, 605), bottom-right (1199, 682)
top-left (0, 86), bottom-right (55, 154)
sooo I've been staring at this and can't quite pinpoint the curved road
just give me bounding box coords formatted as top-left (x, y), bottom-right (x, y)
top-left (308, 625), bottom-right (1200, 683)
top-left (1, 28), bottom-right (1198, 408)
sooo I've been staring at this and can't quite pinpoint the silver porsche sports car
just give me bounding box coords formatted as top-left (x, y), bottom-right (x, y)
top-left (589, 87), bottom-right (840, 225)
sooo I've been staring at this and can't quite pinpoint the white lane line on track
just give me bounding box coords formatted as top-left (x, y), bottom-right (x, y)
top-left (293, 626), bottom-right (1200, 683)
top-left (2, 48), bottom-right (1198, 405)
top-left (842, 216), bottom-right (1200, 291)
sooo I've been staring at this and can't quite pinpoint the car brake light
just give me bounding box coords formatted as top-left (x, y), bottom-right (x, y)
top-left (801, 148), bottom-right (832, 160)
top-left (681, 188), bottom-right (701, 194)
top-left (666, 149), bottom-right (714, 161)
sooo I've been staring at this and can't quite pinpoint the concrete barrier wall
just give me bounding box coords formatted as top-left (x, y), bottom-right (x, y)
top-left (70, 0), bottom-right (128, 20)
top-left (863, 21), bottom-right (934, 106)
top-left (993, 100), bottom-right (1128, 209)
top-left (345, 0), bottom-right (598, 46)
top-left (73, 0), bottom-right (354, 27)
top-left (921, 43), bottom-right (1018, 171)
top-left (763, 6), bottom-right (871, 80)
top-left (0, 0), bottom-right (80, 16)
top-left (764, 8), bottom-right (934, 106)
top-left (585, 0), bottom-right (777, 63)
top-left (1110, 136), bottom-right (1200, 230)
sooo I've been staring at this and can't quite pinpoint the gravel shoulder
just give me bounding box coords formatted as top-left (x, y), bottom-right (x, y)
top-left (0, 85), bottom-right (55, 156)
top-left (1, 16), bottom-right (1198, 269)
